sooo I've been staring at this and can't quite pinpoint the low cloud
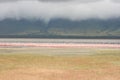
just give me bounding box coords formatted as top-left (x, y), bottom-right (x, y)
top-left (0, 0), bottom-right (102, 2)
top-left (0, 0), bottom-right (120, 21)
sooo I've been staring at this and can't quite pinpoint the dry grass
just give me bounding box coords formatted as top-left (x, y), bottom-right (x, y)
top-left (0, 47), bottom-right (120, 80)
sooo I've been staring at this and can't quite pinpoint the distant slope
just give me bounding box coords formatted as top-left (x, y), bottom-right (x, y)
top-left (0, 18), bottom-right (120, 38)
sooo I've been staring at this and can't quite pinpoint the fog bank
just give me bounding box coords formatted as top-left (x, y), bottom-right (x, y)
top-left (0, 0), bottom-right (120, 21)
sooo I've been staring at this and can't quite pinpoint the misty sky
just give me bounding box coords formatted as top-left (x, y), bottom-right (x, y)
top-left (0, 0), bottom-right (120, 21)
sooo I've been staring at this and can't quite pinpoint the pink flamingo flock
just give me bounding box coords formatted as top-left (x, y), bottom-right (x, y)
top-left (0, 43), bottom-right (120, 48)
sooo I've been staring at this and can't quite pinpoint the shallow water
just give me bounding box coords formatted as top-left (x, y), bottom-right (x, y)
top-left (0, 38), bottom-right (120, 44)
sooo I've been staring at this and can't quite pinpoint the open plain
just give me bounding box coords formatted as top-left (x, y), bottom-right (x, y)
top-left (0, 47), bottom-right (120, 80)
top-left (0, 39), bottom-right (120, 80)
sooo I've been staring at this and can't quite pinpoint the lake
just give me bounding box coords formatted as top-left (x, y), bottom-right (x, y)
top-left (0, 38), bottom-right (120, 44)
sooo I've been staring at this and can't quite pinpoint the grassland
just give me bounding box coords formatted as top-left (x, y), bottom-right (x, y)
top-left (0, 47), bottom-right (120, 80)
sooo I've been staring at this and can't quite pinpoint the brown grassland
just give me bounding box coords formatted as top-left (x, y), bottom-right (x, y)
top-left (0, 47), bottom-right (120, 80)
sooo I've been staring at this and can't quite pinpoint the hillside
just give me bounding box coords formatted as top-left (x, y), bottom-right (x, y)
top-left (0, 18), bottom-right (120, 38)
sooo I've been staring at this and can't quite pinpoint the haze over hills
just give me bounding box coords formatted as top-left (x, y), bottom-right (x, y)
top-left (0, 18), bottom-right (120, 38)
